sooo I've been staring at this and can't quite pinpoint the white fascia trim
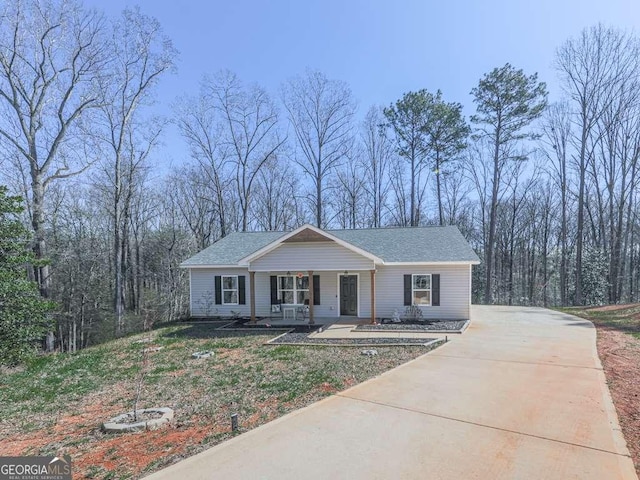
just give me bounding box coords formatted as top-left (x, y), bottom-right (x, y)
top-left (383, 260), bottom-right (481, 266)
top-left (249, 265), bottom-right (375, 272)
top-left (238, 223), bottom-right (383, 265)
top-left (181, 264), bottom-right (246, 269)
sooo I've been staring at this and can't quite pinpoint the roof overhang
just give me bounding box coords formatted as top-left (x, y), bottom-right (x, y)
top-left (238, 224), bottom-right (384, 265)
top-left (384, 260), bottom-right (481, 266)
top-left (180, 264), bottom-right (243, 269)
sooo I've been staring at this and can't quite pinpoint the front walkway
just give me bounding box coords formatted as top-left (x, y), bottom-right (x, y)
top-left (146, 305), bottom-right (637, 480)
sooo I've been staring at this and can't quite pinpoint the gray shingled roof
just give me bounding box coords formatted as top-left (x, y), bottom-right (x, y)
top-left (180, 225), bottom-right (480, 266)
top-left (329, 226), bottom-right (479, 263)
top-left (181, 231), bottom-right (284, 266)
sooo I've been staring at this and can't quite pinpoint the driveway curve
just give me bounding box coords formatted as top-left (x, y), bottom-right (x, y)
top-left (146, 305), bottom-right (637, 480)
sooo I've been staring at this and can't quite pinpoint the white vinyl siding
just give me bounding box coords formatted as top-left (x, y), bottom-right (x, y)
top-left (374, 264), bottom-right (470, 320)
top-left (250, 241), bottom-right (374, 271)
top-left (190, 268), bottom-right (252, 317)
top-left (189, 264), bottom-right (471, 320)
top-left (189, 268), bottom-right (340, 318)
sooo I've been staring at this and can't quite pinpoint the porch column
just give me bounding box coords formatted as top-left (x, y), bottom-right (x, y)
top-left (250, 271), bottom-right (256, 323)
top-left (308, 270), bottom-right (315, 324)
top-left (370, 269), bottom-right (376, 324)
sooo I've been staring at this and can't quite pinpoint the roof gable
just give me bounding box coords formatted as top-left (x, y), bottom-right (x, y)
top-left (238, 224), bottom-right (383, 265)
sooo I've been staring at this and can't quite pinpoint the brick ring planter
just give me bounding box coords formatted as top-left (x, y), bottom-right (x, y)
top-left (102, 407), bottom-right (174, 433)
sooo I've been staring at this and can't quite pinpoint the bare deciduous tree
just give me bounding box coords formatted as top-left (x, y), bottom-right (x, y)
top-left (253, 154), bottom-right (304, 231)
top-left (334, 148), bottom-right (366, 229)
top-left (98, 7), bottom-right (175, 336)
top-left (555, 24), bottom-right (637, 304)
top-left (361, 106), bottom-right (393, 227)
top-left (0, 0), bottom-right (108, 305)
top-left (282, 69), bottom-right (355, 227)
top-left (175, 90), bottom-right (232, 238)
top-left (541, 102), bottom-right (572, 306)
top-left (208, 70), bottom-right (285, 231)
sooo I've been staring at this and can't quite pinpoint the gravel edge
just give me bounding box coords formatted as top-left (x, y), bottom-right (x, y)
top-left (354, 319), bottom-right (469, 334)
top-left (266, 333), bottom-right (445, 348)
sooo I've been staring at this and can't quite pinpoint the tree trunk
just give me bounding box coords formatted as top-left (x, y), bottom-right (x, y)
top-left (31, 175), bottom-right (55, 350)
top-left (484, 135), bottom-right (501, 304)
top-left (316, 173), bottom-right (322, 228)
top-left (114, 157), bottom-right (124, 337)
top-left (436, 153), bottom-right (443, 225)
top-left (574, 118), bottom-right (588, 305)
top-left (410, 153), bottom-right (416, 226)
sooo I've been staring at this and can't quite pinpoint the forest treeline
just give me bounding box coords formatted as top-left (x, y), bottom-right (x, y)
top-left (1, 0), bottom-right (639, 357)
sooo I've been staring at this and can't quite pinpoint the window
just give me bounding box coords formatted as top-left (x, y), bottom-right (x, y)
top-left (278, 275), bottom-right (309, 304)
top-left (412, 274), bottom-right (431, 306)
top-left (222, 275), bottom-right (238, 305)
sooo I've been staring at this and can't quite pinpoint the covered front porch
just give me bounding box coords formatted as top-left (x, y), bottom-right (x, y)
top-left (240, 224), bottom-right (383, 325)
top-left (247, 269), bottom-right (379, 325)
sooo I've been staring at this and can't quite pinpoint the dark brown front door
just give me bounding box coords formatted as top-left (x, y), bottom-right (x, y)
top-left (340, 275), bottom-right (358, 316)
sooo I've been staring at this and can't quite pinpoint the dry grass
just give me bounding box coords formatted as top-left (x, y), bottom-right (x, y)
top-left (0, 323), bottom-right (429, 479)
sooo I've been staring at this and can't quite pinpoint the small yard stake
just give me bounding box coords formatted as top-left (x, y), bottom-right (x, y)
top-left (231, 413), bottom-right (238, 432)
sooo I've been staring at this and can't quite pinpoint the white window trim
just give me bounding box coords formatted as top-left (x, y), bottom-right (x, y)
top-left (412, 273), bottom-right (432, 307)
top-left (277, 274), bottom-right (309, 305)
top-left (222, 275), bottom-right (239, 305)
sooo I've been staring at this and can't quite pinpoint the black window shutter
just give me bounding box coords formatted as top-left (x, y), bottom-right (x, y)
top-left (313, 275), bottom-right (320, 305)
top-left (404, 275), bottom-right (412, 306)
top-left (432, 274), bottom-right (440, 306)
top-left (270, 276), bottom-right (278, 304)
top-left (214, 276), bottom-right (222, 304)
top-left (238, 276), bottom-right (246, 305)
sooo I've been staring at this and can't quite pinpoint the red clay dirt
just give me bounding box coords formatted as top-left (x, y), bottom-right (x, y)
top-left (0, 380), bottom-right (351, 478)
top-left (595, 327), bottom-right (640, 473)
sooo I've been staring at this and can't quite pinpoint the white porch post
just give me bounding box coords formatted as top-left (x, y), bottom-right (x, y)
top-left (370, 269), bottom-right (376, 324)
top-left (250, 271), bottom-right (256, 323)
top-left (308, 270), bottom-right (315, 324)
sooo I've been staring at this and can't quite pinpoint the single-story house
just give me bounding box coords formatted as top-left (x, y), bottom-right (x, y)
top-left (180, 224), bottom-right (480, 323)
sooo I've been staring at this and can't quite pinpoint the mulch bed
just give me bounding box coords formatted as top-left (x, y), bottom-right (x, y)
top-left (355, 320), bottom-right (467, 332)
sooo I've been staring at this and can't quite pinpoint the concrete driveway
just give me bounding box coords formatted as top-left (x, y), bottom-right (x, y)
top-left (146, 305), bottom-right (637, 480)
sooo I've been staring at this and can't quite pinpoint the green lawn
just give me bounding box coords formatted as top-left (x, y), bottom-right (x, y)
top-left (0, 323), bottom-right (431, 479)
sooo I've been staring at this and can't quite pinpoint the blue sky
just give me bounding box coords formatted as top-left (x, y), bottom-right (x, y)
top-left (86, 0), bottom-right (640, 166)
